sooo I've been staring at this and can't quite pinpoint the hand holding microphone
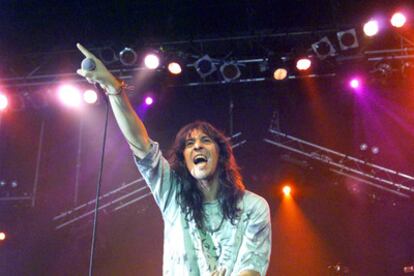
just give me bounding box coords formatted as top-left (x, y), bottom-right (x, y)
top-left (76, 43), bottom-right (123, 95)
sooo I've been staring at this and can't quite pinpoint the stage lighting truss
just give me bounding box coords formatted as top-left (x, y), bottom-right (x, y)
top-left (119, 47), bottom-right (137, 66)
top-left (193, 55), bottom-right (218, 79)
top-left (220, 61), bottom-right (242, 82)
top-left (337, 28), bottom-right (359, 50)
top-left (264, 128), bottom-right (414, 199)
top-left (311, 36), bottom-right (336, 59)
top-left (53, 132), bottom-right (246, 231)
top-left (53, 177), bottom-right (152, 230)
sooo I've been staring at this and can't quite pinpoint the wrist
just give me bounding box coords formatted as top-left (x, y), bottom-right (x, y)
top-left (106, 77), bottom-right (125, 95)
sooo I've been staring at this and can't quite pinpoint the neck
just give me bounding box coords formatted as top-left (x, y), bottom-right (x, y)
top-left (197, 174), bottom-right (219, 202)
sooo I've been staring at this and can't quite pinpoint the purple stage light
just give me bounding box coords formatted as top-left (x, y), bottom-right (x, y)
top-left (145, 96), bottom-right (154, 106)
top-left (58, 85), bottom-right (82, 107)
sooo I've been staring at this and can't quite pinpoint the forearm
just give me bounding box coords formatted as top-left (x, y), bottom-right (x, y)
top-left (107, 82), bottom-right (151, 159)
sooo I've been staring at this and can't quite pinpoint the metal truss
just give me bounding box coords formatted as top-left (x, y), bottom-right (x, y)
top-left (2, 26), bottom-right (414, 91)
top-left (264, 128), bottom-right (414, 199)
top-left (53, 177), bottom-right (151, 230)
top-left (53, 132), bottom-right (246, 230)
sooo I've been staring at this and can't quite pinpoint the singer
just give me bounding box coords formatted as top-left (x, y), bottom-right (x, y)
top-left (76, 43), bottom-right (271, 276)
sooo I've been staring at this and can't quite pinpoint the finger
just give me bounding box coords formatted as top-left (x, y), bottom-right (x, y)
top-left (76, 43), bottom-right (95, 58)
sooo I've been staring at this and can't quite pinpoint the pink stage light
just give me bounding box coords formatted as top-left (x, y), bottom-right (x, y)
top-left (58, 85), bottom-right (82, 107)
top-left (144, 54), bottom-right (160, 70)
top-left (391, 12), bottom-right (407, 28)
top-left (363, 19), bottom-right (379, 36)
top-left (0, 94), bottom-right (8, 111)
top-left (83, 89), bottom-right (98, 104)
top-left (296, 58), bottom-right (311, 71)
top-left (144, 96), bottom-right (154, 106)
top-left (350, 78), bottom-right (360, 89)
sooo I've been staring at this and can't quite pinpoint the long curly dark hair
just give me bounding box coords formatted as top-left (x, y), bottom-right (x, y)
top-left (168, 121), bottom-right (245, 230)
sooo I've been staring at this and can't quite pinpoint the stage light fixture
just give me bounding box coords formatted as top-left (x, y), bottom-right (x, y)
top-left (144, 96), bottom-right (154, 106)
top-left (349, 77), bottom-right (362, 90)
top-left (371, 146), bottom-right (379, 155)
top-left (282, 185), bottom-right (292, 196)
top-left (311, 37), bottom-right (336, 59)
top-left (273, 68), bottom-right (288, 81)
top-left (0, 94), bottom-right (8, 111)
top-left (11, 180), bottom-right (18, 188)
top-left (360, 143), bottom-right (368, 151)
top-left (0, 180), bottom-right (5, 187)
top-left (296, 58), bottom-right (311, 71)
top-left (363, 20), bottom-right (379, 37)
top-left (337, 28), bottom-right (359, 50)
top-left (83, 89), bottom-right (98, 104)
top-left (58, 85), bottom-right (82, 108)
top-left (144, 54), bottom-right (160, 70)
top-left (167, 62), bottom-right (182, 75)
top-left (220, 62), bottom-right (241, 82)
top-left (391, 12), bottom-right (406, 28)
top-left (119, 47), bottom-right (137, 66)
top-left (99, 47), bottom-right (117, 64)
top-left (0, 232), bottom-right (5, 241)
top-left (195, 55), bottom-right (217, 79)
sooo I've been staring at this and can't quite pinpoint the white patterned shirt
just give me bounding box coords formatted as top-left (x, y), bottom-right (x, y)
top-left (135, 141), bottom-right (271, 276)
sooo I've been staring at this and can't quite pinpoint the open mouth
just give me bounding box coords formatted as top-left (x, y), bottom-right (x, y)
top-left (193, 155), bottom-right (208, 165)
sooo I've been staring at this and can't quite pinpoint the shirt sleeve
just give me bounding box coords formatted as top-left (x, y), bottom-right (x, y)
top-left (233, 195), bottom-right (272, 276)
top-left (134, 141), bottom-right (179, 217)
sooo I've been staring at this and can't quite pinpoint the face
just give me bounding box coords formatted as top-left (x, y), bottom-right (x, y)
top-left (183, 129), bottom-right (220, 182)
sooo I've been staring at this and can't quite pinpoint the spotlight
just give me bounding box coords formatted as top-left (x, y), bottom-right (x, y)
top-left (57, 85), bottom-right (82, 108)
top-left (296, 58), bottom-right (311, 71)
top-left (0, 232), bottom-right (5, 241)
top-left (311, 37), bottom-right (336, 59)
top-left (144, 96), bottom-right (154, 106)
top-left (144, 54), bottom-right (160, 70)
top-left (0, 180), bottom-right (5, 187)
top-left (390, 12), bottom-right (406, 28)
top-left (371, 146), bottom-right (379, 155)
top-left (11, 180), bottom-right (17, 188)
top-left (363, 20), bottom-right (379, 37)
top-left (0, 94), bottom-right (8, 111)
top-left (195, 55), bottom-right (217, 79)
top-left (98, 47), bottom-right (117, 64)
top-left (273, 68), bottom-right (288, 80)
top-left (119, 47), bottom-right (137, 66)
top-left (349, 78), bottom-right (361, 90)
top-left (360, 143), bottom-right (368, 151)
top-left (282, 185), bottom-right (292, 196)
top-left (167, 62), bottom-right (182, 75)
top-left (220, 62), bottom-right (241, 82)
top-left (83, 89), bottom-right (98, 104)
top-left (337, 28), bottom-right (359, 50)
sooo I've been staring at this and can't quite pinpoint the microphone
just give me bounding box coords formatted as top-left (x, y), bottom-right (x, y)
top-left (81, 58), bottom-right (96, 71)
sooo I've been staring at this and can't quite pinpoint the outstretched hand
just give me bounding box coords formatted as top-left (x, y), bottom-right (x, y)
top-left (76, 43), bottom-right (120, 93)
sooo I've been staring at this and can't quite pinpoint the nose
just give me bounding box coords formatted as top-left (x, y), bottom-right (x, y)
top-left (193, 139), bottom-right (203, 150)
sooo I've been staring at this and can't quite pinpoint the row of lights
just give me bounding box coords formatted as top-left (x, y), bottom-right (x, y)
top-left (0, 85), bottom-right (156, 112)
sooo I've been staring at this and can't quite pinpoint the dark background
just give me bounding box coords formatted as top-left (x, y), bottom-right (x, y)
top-left (1, 1), bottom-right (414, 275)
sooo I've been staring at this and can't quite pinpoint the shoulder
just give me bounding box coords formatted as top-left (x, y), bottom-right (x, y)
top-left (241, 190), bottom-right (270, 214)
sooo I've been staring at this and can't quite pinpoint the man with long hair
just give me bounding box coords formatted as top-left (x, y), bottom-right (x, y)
top-left (77, 44), bottom-right (271, 276)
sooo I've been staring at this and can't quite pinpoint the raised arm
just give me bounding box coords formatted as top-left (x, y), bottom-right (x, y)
top-left (76, 43), bottom-right (151, 159)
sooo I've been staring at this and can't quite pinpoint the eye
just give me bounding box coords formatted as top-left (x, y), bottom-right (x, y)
top-left (185, 140), bottom-right (194, 147)
top-left (201, 136), bottom-right (212, 143)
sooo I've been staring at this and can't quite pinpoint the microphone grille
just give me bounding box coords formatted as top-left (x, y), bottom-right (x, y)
top-left (81, 58), bottom-right (96, 71)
